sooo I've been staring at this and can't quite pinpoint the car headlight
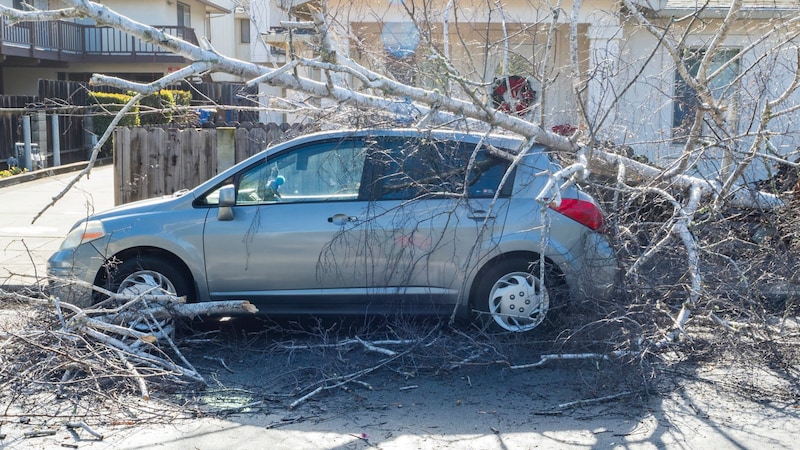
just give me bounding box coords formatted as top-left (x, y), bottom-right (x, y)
top-left (60, 220), bottom-right (106, 250)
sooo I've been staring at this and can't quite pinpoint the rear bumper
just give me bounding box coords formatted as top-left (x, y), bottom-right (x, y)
top-left (575, 232), bottom-right (618, 300)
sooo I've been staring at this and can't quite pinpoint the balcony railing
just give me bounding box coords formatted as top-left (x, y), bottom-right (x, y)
top-left (0, 17), bottom-right (198, 62)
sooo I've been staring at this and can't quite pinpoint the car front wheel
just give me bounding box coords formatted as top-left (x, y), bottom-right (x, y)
top-left (104, 254), bottom-right (193, 301)
top-left (472, 256), bottom-right (558, 333)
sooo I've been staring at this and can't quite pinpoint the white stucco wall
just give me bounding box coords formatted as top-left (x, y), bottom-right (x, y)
top-left (207, 1), bottom-right (236, 57)
top-left (612, 18), bottom-right (800, 181)
top-left (98, 1), bottom-right (176, 25)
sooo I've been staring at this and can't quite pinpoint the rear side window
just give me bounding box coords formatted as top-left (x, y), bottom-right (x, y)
top-left (368, 137), bottom-right (514, 201)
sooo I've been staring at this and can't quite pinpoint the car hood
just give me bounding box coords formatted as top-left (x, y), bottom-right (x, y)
top-left (82, 190), bottom-right (196, 224)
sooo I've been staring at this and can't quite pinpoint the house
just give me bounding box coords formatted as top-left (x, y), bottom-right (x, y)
top-left (253, 0), bottom-right (800, 181)
top-left (0, 0), bottom-right (232, 94)
top-left (2, 0), bottom-right (797, 182)
top-left (0, 0), bottom-right (248, 166)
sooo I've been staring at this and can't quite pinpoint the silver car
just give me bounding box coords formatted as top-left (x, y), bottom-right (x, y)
top-left (48, 129), bottom-right (616, 332)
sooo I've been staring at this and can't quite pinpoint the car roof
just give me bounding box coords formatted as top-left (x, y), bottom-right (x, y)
top-left (268, 128), bottom-right (527, 150)
top-left (193, 128), bottom-right (532, 194)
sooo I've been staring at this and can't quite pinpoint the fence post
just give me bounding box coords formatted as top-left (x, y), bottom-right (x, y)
top-left (22, 115), bottom-right (32, 171)
top-left (34, 111), bottom-right (47, 168)
top-left (114, 127), bottom-right (129, 206)
top-left (51, 114), bottom-right (61, 166)
top-left (216, 127), bottom-right (236, 173)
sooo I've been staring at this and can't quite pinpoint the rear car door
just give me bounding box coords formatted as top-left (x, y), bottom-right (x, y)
top-left (360, 135), bottom-right (514, 313)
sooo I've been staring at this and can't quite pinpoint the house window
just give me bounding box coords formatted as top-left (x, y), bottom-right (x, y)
top-left (177, 2), bottom-right (191, 28)
top-left (381, 22), bottom-right (420, 84)
top-left (240, 19), bottom-right (251, 44)
top-left (673, 48), bottom-right (740, 139)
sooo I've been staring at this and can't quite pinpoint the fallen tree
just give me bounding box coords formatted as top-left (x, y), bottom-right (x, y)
top-left (1, 0), bottom-right (799, 408)
top-left (1, 285), bottom-right (258, 400)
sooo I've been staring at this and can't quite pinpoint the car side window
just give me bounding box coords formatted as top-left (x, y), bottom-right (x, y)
top-left (236, 140), bottom-right (368, 205)
top-left (370, 138), bottom-right (514, 200)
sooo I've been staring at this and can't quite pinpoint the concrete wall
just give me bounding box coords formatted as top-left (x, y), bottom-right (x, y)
top-left (613, 17), bottom-right (800, 180)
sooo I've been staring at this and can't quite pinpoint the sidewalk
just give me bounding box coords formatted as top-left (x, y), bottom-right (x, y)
top-left (0, 163), bottom-right (115, 290)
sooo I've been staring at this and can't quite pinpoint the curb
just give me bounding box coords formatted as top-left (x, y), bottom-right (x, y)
top-left (0, 157), bottom-right (113, 189)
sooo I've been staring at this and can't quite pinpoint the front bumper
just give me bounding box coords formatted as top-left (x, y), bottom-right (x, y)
top-left (47, 245), bottom-right (106, 307)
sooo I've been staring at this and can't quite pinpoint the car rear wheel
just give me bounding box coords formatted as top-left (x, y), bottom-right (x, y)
top-left (472, 256), bottom-right (559, 333)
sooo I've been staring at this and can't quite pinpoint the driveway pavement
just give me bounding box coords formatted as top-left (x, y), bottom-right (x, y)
top-left (0, 163), bottom-right (114, 290)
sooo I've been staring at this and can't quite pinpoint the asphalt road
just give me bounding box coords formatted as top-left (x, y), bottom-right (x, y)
top-left (0, 164), bottom-right (114, 289)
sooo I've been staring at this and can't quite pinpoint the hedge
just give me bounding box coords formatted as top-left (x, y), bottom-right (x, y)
top-left (138, 90), bottom-right (175, 126)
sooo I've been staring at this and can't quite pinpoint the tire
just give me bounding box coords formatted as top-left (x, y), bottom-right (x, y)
top-left (101, 254), bottom-right (193, 303)
top-left (471, 256), bottom-right (563, 333)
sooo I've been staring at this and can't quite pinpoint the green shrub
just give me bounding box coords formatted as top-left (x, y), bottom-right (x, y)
top-left (168, 89), bottom-right (192, 106)
top-left (0, 166), bottom-right (26, 179)
top-left (165, 89), bottom-right (193, 124)
top-left (138, 89), bottom-right (175, 125)
top-left (89, 92), bottom-right (140, 154)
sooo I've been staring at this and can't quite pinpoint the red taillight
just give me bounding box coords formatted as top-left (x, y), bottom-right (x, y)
top-left (549, 198), bottom-right (606, 231)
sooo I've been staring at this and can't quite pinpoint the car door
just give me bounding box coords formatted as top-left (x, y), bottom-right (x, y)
top-left (360, 136), bottom-right (514, 313)
top-left (202, 138), bottom-right (372, 310)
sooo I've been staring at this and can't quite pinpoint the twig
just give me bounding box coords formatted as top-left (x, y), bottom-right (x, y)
top-left (65, 421), bottom-right (104, 440)
top-left (23, 430), bottom-right (57, 438)
top-left (354, 336), bottom-right (397, 356)
top-left (349, 379), bottom-right (373, 390)
top-left (289, 328), bottom-right (436, 408)
top-left (557, 391), bottom-right (634, 409)
top-left (509, 352), bottom-right (631, 370)
top-left (139, 300), bottom-right (204, 382)
top-left (115, 349), bottom-right (150, 400)
top-left (211, 400), bottom-right (267, 415)
top-left (279, 337), bottom-right (418, 356)
top-left (710, 312), bottom-right (752, 332)
top-left (203, 356), bottom-right (235, 373)
top-left (264, 415), bottom-right (318, 429)
top-left (350, 432), bottom-right (379, 448)
top-left (83, 328), bottom-right (204, 383)
top-left (290, 386), bottom-right (324, 409)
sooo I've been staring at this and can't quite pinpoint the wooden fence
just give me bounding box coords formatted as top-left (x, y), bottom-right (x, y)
top-left (113, 123), bottom-right (307, 204)
top-left (1, 79), bottom-right (260, 169)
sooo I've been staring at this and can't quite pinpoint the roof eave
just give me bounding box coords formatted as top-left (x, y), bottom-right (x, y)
top-left (655, 7), bottom-right (800, 18)
top-left (197, 0), bottom-right (231, 14)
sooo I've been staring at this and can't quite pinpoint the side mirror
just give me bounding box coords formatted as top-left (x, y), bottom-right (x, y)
top-left (217, 185), bottom-right (235, 221)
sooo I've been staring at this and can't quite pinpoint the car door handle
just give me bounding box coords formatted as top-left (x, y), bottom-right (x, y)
top-left (468, 210), bottom-right (496, 220)
top-left (327, 214), bottom-right (358, 225)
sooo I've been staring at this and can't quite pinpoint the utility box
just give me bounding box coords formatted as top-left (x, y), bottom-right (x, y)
top-left (15, 142), bottom-right (41, 170)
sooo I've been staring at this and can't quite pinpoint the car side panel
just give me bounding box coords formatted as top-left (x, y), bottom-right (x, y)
top-left (361, 196), bottom-right (510, 308)
top-left (202, 201), bottom-right (370, 302)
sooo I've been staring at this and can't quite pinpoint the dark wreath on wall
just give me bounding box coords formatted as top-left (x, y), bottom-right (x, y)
top-left (491, 75), bottom-right (537, 116)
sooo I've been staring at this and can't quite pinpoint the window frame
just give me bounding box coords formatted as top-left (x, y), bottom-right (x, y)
top-left (239, 18), bottom-right (251, 44)
top-left (672, 47), bottom-right (740, 140)
top-left (177, 2), bottom-right (191, 28)
top-left (232, 140), bottom-right (370, 205)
